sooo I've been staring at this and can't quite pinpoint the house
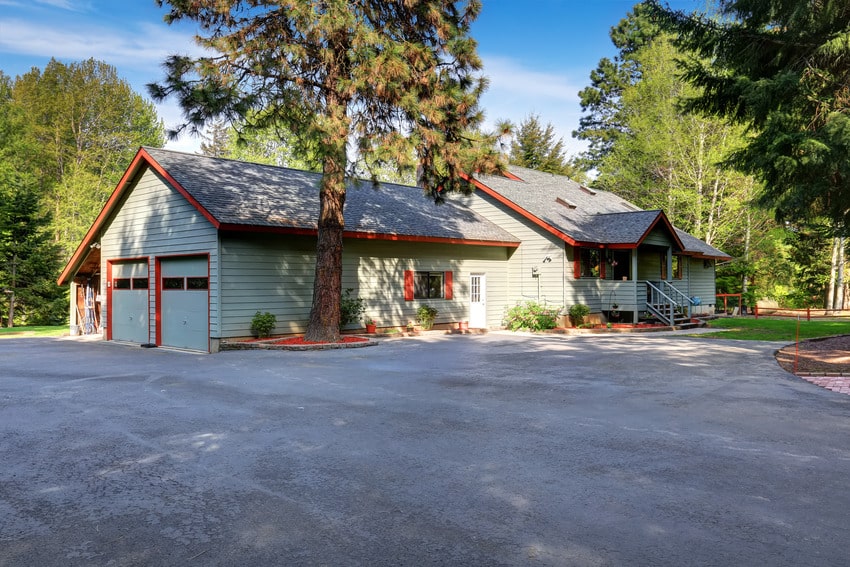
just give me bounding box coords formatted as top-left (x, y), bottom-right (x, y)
top-left (58, 147), bottom-right (730, 352)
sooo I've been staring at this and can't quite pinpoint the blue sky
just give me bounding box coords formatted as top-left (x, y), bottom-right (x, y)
top-left (0, 0), bottom-right (703, 156)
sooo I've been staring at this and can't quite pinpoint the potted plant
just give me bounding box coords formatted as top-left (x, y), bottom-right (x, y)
top-left (610, 303), bottom-right (620, 321)
top-left (416, 305), bottom-right (438, 330)
top-left (364, 317), bottom-right (377, 333)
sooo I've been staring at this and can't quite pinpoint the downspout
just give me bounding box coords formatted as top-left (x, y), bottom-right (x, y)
top-left (562, 243), bottom-right (567, 311)
top-left (632, 248), bottom-right (639, 322)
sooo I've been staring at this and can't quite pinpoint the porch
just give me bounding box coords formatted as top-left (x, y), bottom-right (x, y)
top-left (596, 280), bottom-right (699, 326)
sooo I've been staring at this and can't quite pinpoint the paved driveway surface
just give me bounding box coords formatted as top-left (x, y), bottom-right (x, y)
top-left (1, 332), bottom-right (849, 566)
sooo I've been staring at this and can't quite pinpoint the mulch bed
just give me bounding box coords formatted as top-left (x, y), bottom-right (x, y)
top-left (272, 336), bottom-right (368, 346)
top-left (775, 334), bottom-right (850, 375)
top-left (222, 335), bottom-right (376, 351)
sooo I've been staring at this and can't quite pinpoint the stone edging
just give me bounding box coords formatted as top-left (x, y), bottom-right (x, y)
top-left (221, 337), bottom-right (379, 351)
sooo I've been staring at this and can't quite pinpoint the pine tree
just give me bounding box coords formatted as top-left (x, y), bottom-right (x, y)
top-left (646, 0), bottom-right (850, 229)
top-left (199, 119), bottom-right (232, 158)
top-left (573, 4), bottom-right (658, 167)
top-left (507, 114), bottom-right (584, 180)
top-left (150, 0), bottom-right (502, 342)
top-left (0, 168), bottom-right (64, 326)
top-left (12, 58), bottom-right (165, 258)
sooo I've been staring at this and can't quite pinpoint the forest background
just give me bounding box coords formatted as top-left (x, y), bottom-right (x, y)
top-left (0, 0), bottom-right (845, 327)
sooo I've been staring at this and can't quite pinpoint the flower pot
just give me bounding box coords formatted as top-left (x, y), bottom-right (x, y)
top-left (458, 321), bottom-right (469, 331)
top-left (365, 323), bottom-right (376, 333)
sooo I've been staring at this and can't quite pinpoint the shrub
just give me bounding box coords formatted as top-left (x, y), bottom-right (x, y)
top-left (251, 311), bottom-right (277, 338)
top-left (568, 303), bottom-right (591, 327)
top-left (503, 301), bottom-right (561, 331)
top-left (416, 305), bottom-right (438, 329)
top-left (339, 288), bottom-right (365, 328)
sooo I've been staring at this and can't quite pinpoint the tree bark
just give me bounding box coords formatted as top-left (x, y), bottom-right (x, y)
top-left (827, 236), bottom-right (839, 311)
top-left (836, 235), bottom-right (845, 310)
top-left (304, 146), bottom-right (346, 343)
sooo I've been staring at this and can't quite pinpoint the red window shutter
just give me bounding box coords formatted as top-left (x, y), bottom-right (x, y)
top-left (600, 257), bottom-right (606, 280)
top-left (444, 271), bottom-right (453, 300)
top-left (573, 255), bottom-right (581, 279)
top-left (404, 270), bottom-right (414, 301)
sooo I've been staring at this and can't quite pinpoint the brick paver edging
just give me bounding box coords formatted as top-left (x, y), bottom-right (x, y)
top-left (797, 375), bottom-right (850, 395)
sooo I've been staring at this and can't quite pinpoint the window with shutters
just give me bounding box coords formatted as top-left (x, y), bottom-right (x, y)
top-left (404, 270), bottom-right (453, 301)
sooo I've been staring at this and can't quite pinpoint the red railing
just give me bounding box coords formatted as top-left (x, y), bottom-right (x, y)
top-left (753, 306), bottom-right (850, 321)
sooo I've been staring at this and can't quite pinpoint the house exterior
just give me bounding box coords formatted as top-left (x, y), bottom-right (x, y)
top-left (58, 147), bottom-right (730, 352)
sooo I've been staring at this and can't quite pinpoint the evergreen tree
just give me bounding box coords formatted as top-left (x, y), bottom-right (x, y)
top-left (12, 58), bottom-right (165, 258)
top-left (573, 4), bottom-right (658, 167)
top-left (593, 33), bottom-right (757, 251)
top-left (199, 119), bottom-right (232, 158)
top-left (0, 167), bottom-right (64, 326)
top-left (646, 0), bottom-right (850, 229)
top-left (150, 0), bottom-right (502, 342)
top-left (507, 114), bottom-right (585, 180)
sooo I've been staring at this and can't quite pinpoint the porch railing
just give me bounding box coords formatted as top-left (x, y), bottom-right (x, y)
top-left (658, 281), bottom-right (694, 318)
top-left (645, 281), bottom-right (694, 326)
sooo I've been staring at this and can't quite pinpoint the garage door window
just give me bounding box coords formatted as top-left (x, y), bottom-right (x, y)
top-left (163, 276), bottom-right (209, 290)
top-left (163, 277), bottom-right (184, 290)
top-left (114, 278), bottom-right (148, 290)
top-left (187, 277), bottom-right (209, 290)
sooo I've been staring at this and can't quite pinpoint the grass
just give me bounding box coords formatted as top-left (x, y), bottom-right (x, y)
top-left (697, 316), bottom-right (850, 341)
top-left (0, 325), bottom-right (68, 338)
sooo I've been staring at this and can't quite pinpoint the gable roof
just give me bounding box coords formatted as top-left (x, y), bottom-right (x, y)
top-left (471, 165), bottom-right (731, 259)
top-left (58, 147), bottom-right (519, 285)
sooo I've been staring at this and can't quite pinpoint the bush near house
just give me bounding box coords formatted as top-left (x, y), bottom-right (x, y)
top-left (568, 304), bottom-right (591, 327)
top-left (339, 288), bottom-right (366, 328)
top-left (250, 311), bottom-right (277, 338)
top-left (504, 301), bottom-right (561, 331)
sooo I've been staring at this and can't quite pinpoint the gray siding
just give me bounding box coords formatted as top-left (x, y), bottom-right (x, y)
top-left (459, 192), bottom-right (566, 314)
top-left (669, 257), bottom-right (717, 313)
top-left (219, 234), bottom-right (315, 336)
top-left (345, 239), bottom-right (510, 330)
top-left (100, 168), bottom-right (219, 340)
top-left (219, 234), bottom-right (512, 336)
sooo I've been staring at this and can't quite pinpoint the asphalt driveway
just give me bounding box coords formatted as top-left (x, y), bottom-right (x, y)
top-left (1, 332), bottom-right (849, 566)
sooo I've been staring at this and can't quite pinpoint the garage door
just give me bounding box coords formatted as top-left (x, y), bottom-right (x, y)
top-left (111, 261), bottom-right (150, 344)
top-left (160, 257), bottom-right (209, 351)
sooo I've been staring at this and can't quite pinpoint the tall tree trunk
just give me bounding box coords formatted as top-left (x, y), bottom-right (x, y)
top-left (7, 253), bottom-right (16, 328)
top-left (827, 236), bottom-right (839, 310)
top-left (836, 235), bottom-right (846, 310)
top-left (741, 206), bottom-right (752, 308)
top-left (304, 140), bottom-right (347, 343)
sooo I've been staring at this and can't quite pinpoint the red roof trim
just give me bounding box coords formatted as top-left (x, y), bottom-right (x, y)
top-left (218, 223), bottom-right (520, 248)
top-left (463, 174), bottom-right (578, 246)
top-left (57, 147), bottom-right (221, 286)
top-left (143, 151), bottom-right (220, 229)
top-left (637, 211), bottom-right (686, 251)
top-left (502, 170), bottom-right (524, 181)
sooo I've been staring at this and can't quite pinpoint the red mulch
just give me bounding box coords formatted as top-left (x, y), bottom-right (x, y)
top-left (271, 336), bottom-right (369, 346)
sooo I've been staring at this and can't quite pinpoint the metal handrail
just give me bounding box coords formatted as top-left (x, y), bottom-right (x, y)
top-left (659, 281), bottom-right (693, 317)
top-left (645, 282), bottom-right (676, 325)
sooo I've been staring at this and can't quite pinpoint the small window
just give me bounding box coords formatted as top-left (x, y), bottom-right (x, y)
top-left (132, 278), bottom-right (149, 289)
top-left (113, 278), bottom-right (131, 290)
top-left (672, 255), bottom-right (683, 280)
top-left (414, 271), bottom-right (444, 299)
top-left (186, 277), bottom-right (209, 290)
top-left (580, 249), bottom-right (601, 278)
top-left (162, 277), bottom-right (185, 290)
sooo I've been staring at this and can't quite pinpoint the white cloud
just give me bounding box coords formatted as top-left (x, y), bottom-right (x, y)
top-left (478, 55), bottom-right (587, 157)
top-left (0, 18), bottom-right (203, 73)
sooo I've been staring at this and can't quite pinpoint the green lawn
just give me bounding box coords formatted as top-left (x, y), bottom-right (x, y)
top-left (0, 325), bottom-right (68, 338)
top-left (698, 317), bottom-right (850, 341)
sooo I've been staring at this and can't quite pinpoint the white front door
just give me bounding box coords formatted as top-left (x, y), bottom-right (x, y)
top-left (469, 274), bottom-right (486, 328)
